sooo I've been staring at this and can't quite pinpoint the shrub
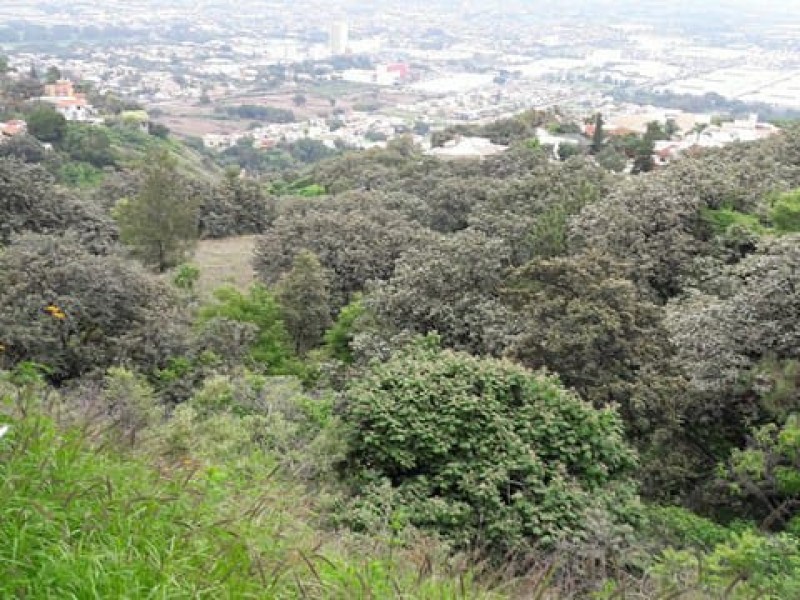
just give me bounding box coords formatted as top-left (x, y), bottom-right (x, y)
top-left (0, 158), bottom-right (117, 250)
top-left (198, 285), bottom-right (301, 376)
top-left (339, 336), bottom-right (639, 556)
top-left (323, 295), bottom-right (366, 363)
top-left (702, 206), bottom-right (766, 235)
top-left (0, 234), bottom-right (185, 381)
top-left (770, 189), bottom-right (800, 233)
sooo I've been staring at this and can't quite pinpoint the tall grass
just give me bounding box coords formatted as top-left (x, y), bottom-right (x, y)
top-left (0, 407), bottom-right (502, 599)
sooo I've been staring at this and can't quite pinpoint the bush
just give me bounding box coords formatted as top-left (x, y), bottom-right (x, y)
top-left (0, 158), bottom-right (117, 250)
top-left (26, 104), bottom-right (67, 143)
top-left (770, 189), bottom-right (800, 233)
top-left (651, 530), bottom-right (800, 599)
top-left (224, 104), bottom-right (295, 123)
top-left (0, 234), bottom-right (185, 381)
top-left (62, 124), bottom-right (116, 167)
top-left (702, 206), bottom-right (766, 235)
top-left (198, 285), bottom-right (301, 376)
top-left (58, 161), bottom-right (105, 187)
top-left (339, 336), bottom-right (639, 556)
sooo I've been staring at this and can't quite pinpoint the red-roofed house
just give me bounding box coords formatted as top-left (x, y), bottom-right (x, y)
top-left (38, 79), bottom-right (95, 122)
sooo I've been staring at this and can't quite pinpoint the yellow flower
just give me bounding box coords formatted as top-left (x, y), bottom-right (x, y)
top-left (45, 304), bottom-right (67, 320)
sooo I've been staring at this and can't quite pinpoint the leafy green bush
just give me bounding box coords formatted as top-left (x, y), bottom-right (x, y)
top-left (199, 284), bottom-right (302, 376)
top-left (644, 505), bottom-right (732, 550)
top-left (723, 414), bottom-right (800, 531)
top-left (62, 124), bottom-right (116, 167)
top-left (339, 336), bottom-right (639, 556)
top-left (323, 295), bottom-right (366, 363)
top-left (58, 161), bottom-right (105, 187)
top-left (651, 530), bottom-right (800, 599)
top-left (701, 206), bottom-right (766, 235)
top-left (769, 189), bottom-right (800, 233)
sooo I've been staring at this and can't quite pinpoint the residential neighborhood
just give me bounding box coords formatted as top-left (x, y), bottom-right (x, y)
top-left (0, 0), bottom-right (797, 167)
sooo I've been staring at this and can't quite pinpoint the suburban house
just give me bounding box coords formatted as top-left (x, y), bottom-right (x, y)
top-left (426, 135), bottom-right (508, 160)
top-left (652, 114), bottom-right (779, 166)
top-left (38, 79), bottom-right (96, 122)
top-left (535, 127), bottom-right (587, 160)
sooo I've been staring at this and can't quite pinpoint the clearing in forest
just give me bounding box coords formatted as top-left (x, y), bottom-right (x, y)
top-left (192, 235), bottom-right (257, 296)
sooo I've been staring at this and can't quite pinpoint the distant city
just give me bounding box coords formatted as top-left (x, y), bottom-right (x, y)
top-left (2, 0), bottom-right (800, 166)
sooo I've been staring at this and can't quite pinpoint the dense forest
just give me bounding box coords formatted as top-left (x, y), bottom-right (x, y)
top-left (2, 110), bottom-right (800, 597)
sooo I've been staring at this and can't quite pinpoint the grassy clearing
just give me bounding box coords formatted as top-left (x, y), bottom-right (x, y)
top-left (192, 235), bottom-right (257, 298)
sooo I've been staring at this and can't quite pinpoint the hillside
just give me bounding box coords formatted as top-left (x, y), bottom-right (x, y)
top-left (2, 115), bottom-right (800, 598)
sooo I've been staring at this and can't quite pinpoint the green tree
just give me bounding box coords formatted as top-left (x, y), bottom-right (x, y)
top-left (665, 118), bottom-right (680, 138)
top-left (197, 175), bottom-right (276, 238)
top-left (254, 192), bottom-right (427, 310)
top-left (469, 159), bottom-right (610, 265)
top-left (199, 284), bottom-right (297, 373)
top-left (595, 146), bottom-right (627, 172)
top-left (631, 137), bottom-right (655, 174)
top-left (148, 122), bottom-right (171, 139)
top-left (569, 172), bottom-right (709, 300)
top-left (0, 134), bottom-right (46, 163)
top-left (339, 336), bottom-right (638, 555)
top-left (368, 230), bottom-right (517, 356)
top-left (26, 105), bottom-right (67, 143)
top-left (63, 125), bottom-right (115, 167)
top-left (504, 253), bottom-right (675, 435)
top-left (115, 151), bottom-right (199, 272)
top-left (662, 236), bottom-right (800, 509)
top-left (770, 189), bottom-right (800, 233)
top-left (275, 251), bottom-right (333, 355)
top-left (645, 120), bottom-right (668, 142)
top-left (590, 113), bottom-right (604, 154)
top-left (0, 233), bottom-right (182, 381)
top-left (323, 295), bottom-right (366, 363)
top-left (289, 138), bottom-right (335, 163)
top-left (45, 65), bottom-right (61, 84)
top-left (724, 415), bottom-right (800, 530)
top-left (556, 142), bottom-right (581, 160)
top-left (0, 158), bottom-right (116, 250)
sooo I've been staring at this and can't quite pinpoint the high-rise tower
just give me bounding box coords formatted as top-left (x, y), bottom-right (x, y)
top-left (330, 20), bottom-right (349, 55)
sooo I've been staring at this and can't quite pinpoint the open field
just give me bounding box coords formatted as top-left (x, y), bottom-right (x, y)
top-left (150, 83), bottom-right (427, 138)
top-left (192, 235), bottom-right (257, 297)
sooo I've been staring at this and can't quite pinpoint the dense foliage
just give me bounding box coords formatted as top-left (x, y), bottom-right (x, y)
top-left (3, 108), bottom-right (800, 596)
top-left (339, 337), bottom-right (638, 556)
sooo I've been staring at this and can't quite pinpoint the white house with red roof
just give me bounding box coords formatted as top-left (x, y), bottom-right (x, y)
top-left (38, 79), bottom-right (96, 122)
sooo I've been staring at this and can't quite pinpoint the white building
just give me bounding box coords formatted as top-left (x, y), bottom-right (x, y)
top-left (426, 136), bottom-right (507, 160)
top-left (330, 20), bottom-right (349, 56)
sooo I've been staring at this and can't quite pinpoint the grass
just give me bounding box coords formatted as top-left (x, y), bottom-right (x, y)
top-left (0, 388), bottom-right (504, 599)
top-left (191, 235), bottom-right (258, 298)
